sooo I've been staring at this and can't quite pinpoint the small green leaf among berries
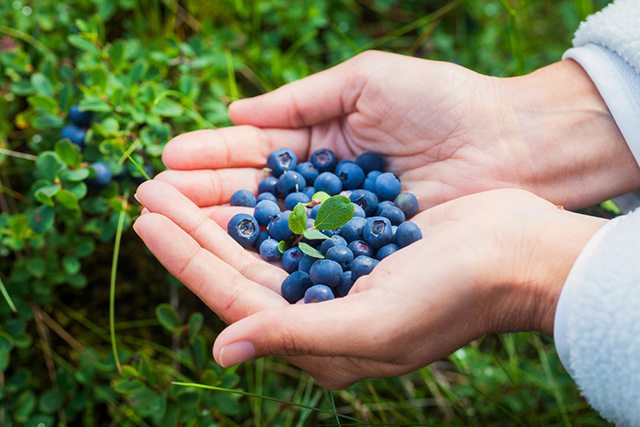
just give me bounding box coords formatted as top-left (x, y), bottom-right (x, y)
top-left (277, 240), bottom-right (288, 254)
top-left (303, 229), bottom-right (330, 240)
top-left (313, 195), bottom-right (354, 231)
top-left (298, 242), bottom-right (324, 259)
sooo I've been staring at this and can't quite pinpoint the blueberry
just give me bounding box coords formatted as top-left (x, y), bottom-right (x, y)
top-left (335, 271), bottom-right (354, 297)
top-left (284, 192), bottom-right (311, 210)
top-left (375, 172), bottom-right (402, 201)
top-left (259, 238), bottom-right (281, 262)
top-left (335, 159), bottom-right (356, 171)
top-left (340, 217), bottom-right (366, 242)
top-left (258, 176), bottom-right (279, 195)
top-left (355, 152), bottom-right (384, 174)
top-left (267, 212), bottom-right (293, 241)
top-left (256, 192), bottom-right (278, 203)
top-left (378, 205), bottom-right (406, 225)
top-left (395, 221), bottom-right (423, 248)
top-left (88, 161), bottom-right (112, 188)
top-left (310, 148), bottom-right (337, 173)
top-left (349, 189), bottom-right (379, 216)
top-left (309, 204), bottom-right (322, 219)
top-left (314, 172), bottom-right (342, 195)
top-left (394, 192), bottom-right (420, 218)
top-left (282, 247), bottom-right (303, 273)
top-left (227, 213), bottom-right (259, 248)
top-left (309, 259), bottom-right (342, 288)
top-left (304, 284), bottom-right (335, 303)
top-left (335, 162), bottom-right (365, 190)
top-left (352, 203), bottom-right (366, 218)
top-left (320, 235), bottom-right (347, 254)
top-left (348, 240), bottom-right (373, 258)
top-left (254, 230), bottom-right (270, 250)
top-left (363, 216), bottom-right (393, 249)
top-left (376, 243), bottom-right (399, 260)
top-left (277, 171), bottom-right (306, 196)
top-left (352, 255), bottom-right (379, 280)
top-left (254, 200), bottom-right (280, 226)
top-left (68, 105), bottom-right (93, 128)
top-left (325, 245), bottom-right (354, 270)
top-left (281, 271), bottom-right (313, 304)
top-left (363, 171), bottom-right (382, 193)
top-left (296, 162), bottom-right (319, 186)
top-left (61, 124), bottom-right (87, 148)
top-left (230, 189), bottom-right (257, 207)
top-left (267, 148), bottom-right (297, 177)
top-left (302, 186), bottom-right (316, 199)
top-left (298, 254), bottom-right (317, 273)
top-left (376, 201), bottom-right (394, 213)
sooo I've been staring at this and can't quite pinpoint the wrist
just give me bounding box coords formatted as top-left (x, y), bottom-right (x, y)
top-left (503, 60), bottom-right (640, 209)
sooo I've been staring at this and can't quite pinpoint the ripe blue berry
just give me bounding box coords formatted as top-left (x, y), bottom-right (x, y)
top-left (227, 213), bottom-right (259, 248)
top-left (309, 259), bottom-right (343, 288)
top-left (259, 238), bottom-right (281, 262)
top-left (298, 254), bottom-right (317, 273)
top-left (375, 172), bottom-right (402, 201)
top-left (335, 271), bottom-right (354, 297)
top-left (335, 162), bottom-right (365, 190)
top-left (282, 247), bottom-right (303, 273)
top-left (256, 192), bottom-right (278, 203)
top-left (277, 171), bottom-right (306, 196)
top-left (320, 235), bottom-right (347, 254)
top-left (356, 152), bottom-right (384, 174)
top-left (349, 189), bottom-right (379, 216)
top-left (258, 176), bottom-right (279, 195)
top-left (378, 205), bottom-right (406, 225)
top-left (314, 172), bottom-right (342, 195)
top-left (325, 245), bottom-right (354, 270)
top-left (284, 192), bottom-right (310, 210)
top-left (351, 256), bottom-right (379, 280)
top-left (296, 162), bottom-right (319, 186)
top-left (68, 105), bottom-right (93, 128)
top-left (230, 189), bottom-right (257, 207)
top-left (363, 171), bottom-right (382, 193)
top-left (395, 221), bottom-right (423, 248)
top-left (254, 200), bottom-right (280, 226)
top-left (267, 212), bottom-right (293, 241)
top-left (267, 148), bottom-right (297, 177)
top-left (363, 216), bottom-right (393, 249)
top-left (394, 192), bottom-right (420, 218)
top-left (61, 124), bottom-right (87, 148)
top-left (88, 161), bottom-right (112, 188)
top-left (340, 217), bottom-right (366, 242)
top-left (281, 271), bottom-right (313, 304)
top-left (254, 231), bottom-right (270, 250)
top-left (304, 284), bottom-right (335, 303)
top-left (309, 204), bottom-right (321, 219)
top-left (352, 203), bottom-right (366, 218)
top-left (376, 243), bottom-right (399, 260)
top-left (310, 148), bottom-right (337, 173)
top-left (303, 186), bottom-right (316, 199)
top-left (348, 240), bottom-right (373, 258)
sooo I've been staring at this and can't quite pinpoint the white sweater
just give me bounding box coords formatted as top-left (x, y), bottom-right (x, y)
top-left (555, 1), bottom-right (640, 425)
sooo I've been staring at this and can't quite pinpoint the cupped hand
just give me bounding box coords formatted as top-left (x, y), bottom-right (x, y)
top-left (134, 180), bottom-right (605, 389)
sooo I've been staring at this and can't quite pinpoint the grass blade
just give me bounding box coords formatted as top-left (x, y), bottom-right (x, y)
top-left (0, 276), bottom-right (17, 313)
top-left (110, 194), bottom-right (129, 374)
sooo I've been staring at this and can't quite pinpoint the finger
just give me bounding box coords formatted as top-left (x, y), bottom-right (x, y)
top-left (200, 205), bottom-right (253, 226)
top-left (228, 52), bottom-right (379, 128)
top-left (133, 213), bottom-right (285, 322)
top-left (136, 180), bottom-right (287, 292)
top-left (154, 169), bottom-right (265, 207)
top-left (212, 291), bottom-right (396, 367)
top-left (163, 126), bottom-right (310, 170)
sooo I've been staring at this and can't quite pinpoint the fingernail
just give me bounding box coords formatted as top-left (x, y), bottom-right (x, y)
top-left (218, 341), bottom-right (256, 367)
top-left (133, 193), bottom-right (140, 203)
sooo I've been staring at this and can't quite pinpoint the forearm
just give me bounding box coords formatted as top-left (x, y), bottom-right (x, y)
top-left (504, 60), bottom-right (640, 209)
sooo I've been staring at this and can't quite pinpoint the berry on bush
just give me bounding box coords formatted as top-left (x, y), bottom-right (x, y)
top-left (61, 124), bottom-right (87, 148)
top-left (68, 104), bottom-right (93, 128)
top-left (88, 161), bottom-right (113, 188)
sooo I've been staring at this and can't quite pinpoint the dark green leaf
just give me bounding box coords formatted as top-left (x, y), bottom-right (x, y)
top-left (38, 389), bottom-right (64, 414)
top-left (155, 303), bottom-right (181, 332)
top-left (303, 229), bottom-right (330, 240)
top-left (313, 195), bottom-right (354, 230)
top-left (288, 203), bottom-right (307, 234)
top-left (36, 152), bottom-right (65, 181)
top-left (29, 205), bottom-right (55, 233)
top-left (277, 240), bottom-right (288, 254)
top-left (55, 140), bottom-right (82, 167)
top-left (60, 168), bottom-right (90, 182)
top-left (0, 333), bottom-right (13, 371)
top-left (187, 312), bottom-right (203, 344)
top-left (35, 184), bottom-right (61, 206)
top-left (56, 190), bottom-right (80, 210)
top-left (298, 242), bottom-right (324, 259)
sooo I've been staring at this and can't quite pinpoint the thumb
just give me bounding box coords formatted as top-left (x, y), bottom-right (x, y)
top-left (228, 52), bottom-right (380, 128)
top-left (212, 291), bottom-right (384, 367)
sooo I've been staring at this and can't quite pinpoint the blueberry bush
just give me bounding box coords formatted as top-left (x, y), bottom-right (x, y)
top-left (0, 0), bottom-right (614, 425)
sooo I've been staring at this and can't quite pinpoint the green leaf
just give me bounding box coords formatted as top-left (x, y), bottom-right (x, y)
top-left (55, 140), bottom-right (82, 167)
top-left (313, 195), bottom-right (354, 230)
top-left (32, 112), bottom-right (64, 129)
top-left (298, 242), bottom-right (324, 259)
top-left (31, 73), bottom-right (53, 97)
top-left (153, 98), bottom-right (183, 117)
top-left (311, 191), bottom-right (330, 203)
top-left (68, 34), bottom-right (100, 54)
top-left (26, 257), bottom-right (46, 278)
top-left (0, 333), bottom-right (14, 371)
top-left (56, 190), bottom-right (80, 210)
top-left (28, 94), bottom-right (58, 112)
top-left (155, 303), bottom-right (181, 332)
top-left (303, 229), bottom-right (330, 240)
top-left (38, 389), bottom-right (64, 414)
top-left (187, 312), bottom-right (203, 344)
top-left (35, 184), bottom-right (61, 206)
top-left (36, 151), bottom-right (65, 181)
top-left (60, 168), bottom-right (90, 182)
top-left (29, 205), bottom-right (55, 233)
top-left (277, 241), bottom-right (288, 254)
top-left (130, 386), bottom-right (166, 418)
top-left (62, 256), bottom-right (81, 275)
top-left (288, 203), bottom-right (307, 234)
top-left (79, 96), bottom-right (112, 112)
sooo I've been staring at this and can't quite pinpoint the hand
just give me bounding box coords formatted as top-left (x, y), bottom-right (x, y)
top-left (158, 51), bottom-right (639, 212)
top-left (134, 180), bottom-right (605, 389)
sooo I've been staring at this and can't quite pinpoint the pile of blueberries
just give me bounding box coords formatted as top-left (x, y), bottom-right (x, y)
top-left (227, 148), bottom-right (423, 304)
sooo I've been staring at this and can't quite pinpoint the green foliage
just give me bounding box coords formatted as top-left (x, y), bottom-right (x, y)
top-left (313, 195), bottom-right (354, 230)
top-left (0, 0), bottom-right (613, 425)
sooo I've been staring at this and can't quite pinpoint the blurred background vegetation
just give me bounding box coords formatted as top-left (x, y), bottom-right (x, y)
top-left (0, 0), bottom-right (614, 425)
